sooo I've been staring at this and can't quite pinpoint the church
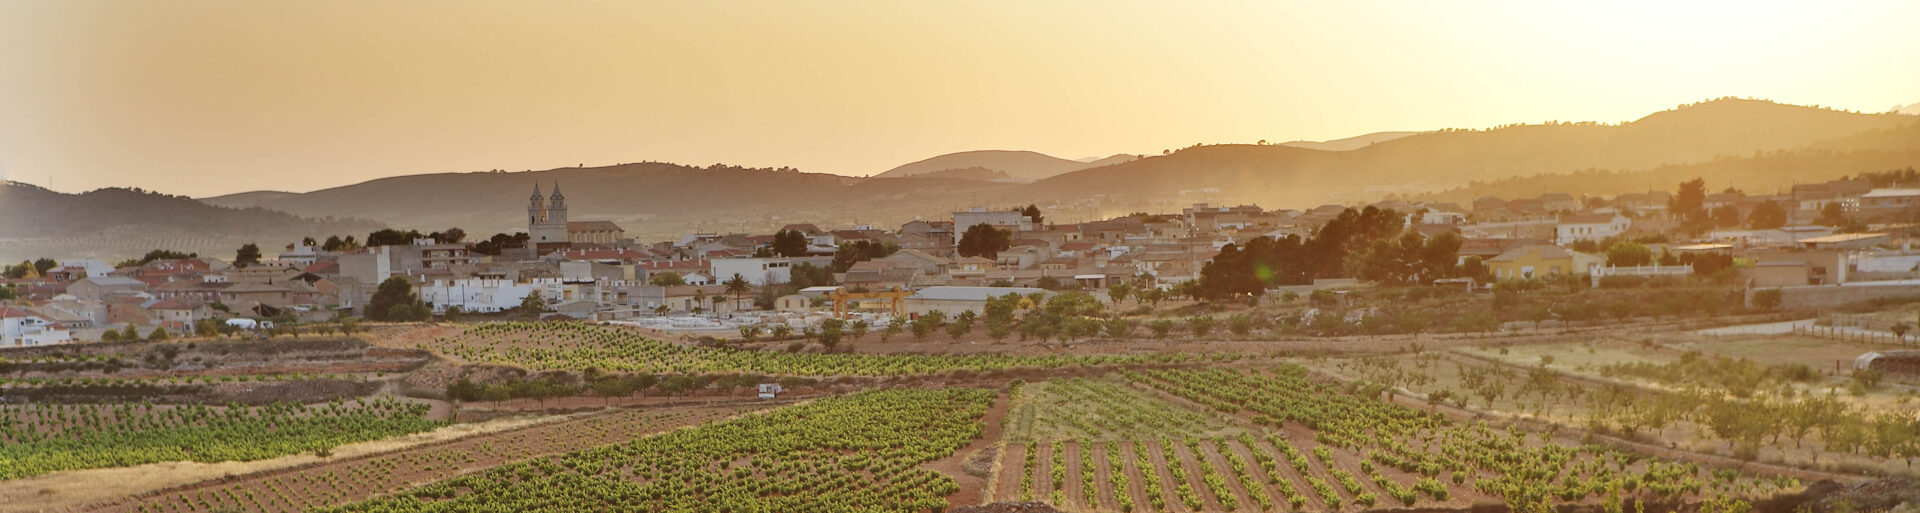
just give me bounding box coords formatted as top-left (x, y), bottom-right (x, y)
top-left (527, 182), bottom-right (626, 254)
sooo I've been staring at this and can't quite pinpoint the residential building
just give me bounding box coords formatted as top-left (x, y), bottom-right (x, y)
top-left (1487, 245), bottom-right (1604, 280)
top-left (1555, 214), bottom-right (1630, 243)
top-left (1, 307), bottom-right (70, 347)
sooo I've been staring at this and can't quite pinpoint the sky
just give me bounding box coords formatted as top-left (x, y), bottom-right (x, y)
top-left (2, 1), bottom-right (1917, 197)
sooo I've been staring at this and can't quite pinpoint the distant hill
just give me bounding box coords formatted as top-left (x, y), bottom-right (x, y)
top-left (1413, 121), bottom-right (1920, 203)
top-left (910, 167), bottom-right (1014, 182)
top-left (872, 150), bottom-right (1136, 182)
top-left (1895, 102), bottom-right (1920, 116)
top-left (200, 163), bottom-right (1020, 240)
top-left (1280, 131), bottom-right (1418, 151)
top-left (1024, 99), bottom-right (1920, 208)
top-left (170, 98), bottom-right (1920, 244)
top-left (0, 182), bottom-right (382, 262)
top-left (197, 190), bottom-right (300, 209)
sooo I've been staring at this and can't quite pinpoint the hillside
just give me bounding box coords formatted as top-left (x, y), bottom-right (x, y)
top-left (201, 163), bottom-right (1018, 240)
top-left (872, 150), bottom-right (1136, 181)
top-left (178, 98), bottom-right (1920, 243)
top-left (1414, 121), bottom-right (1920, 203)
top-left (1280, 131), bottom-right (1418, 151)
top-left (0, 182), bottom-right (382, 262)
top-left (1024, 99), bottom-right (1920, 208)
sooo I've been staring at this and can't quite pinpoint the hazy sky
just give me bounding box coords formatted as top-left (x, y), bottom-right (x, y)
top-left (2, 1), bottom-right (1917, 197)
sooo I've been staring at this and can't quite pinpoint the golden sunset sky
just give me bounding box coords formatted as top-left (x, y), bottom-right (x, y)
top-left (2, 1), bottom-right (1916, 197)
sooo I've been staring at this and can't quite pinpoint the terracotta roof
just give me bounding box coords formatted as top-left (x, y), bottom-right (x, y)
top-left (566, 220), bottom-right (625, 232)
top-left (1489, 245), bottom-right (1574, 262)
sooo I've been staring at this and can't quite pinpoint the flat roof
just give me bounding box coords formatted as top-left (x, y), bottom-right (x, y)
top-left (1799, 232), bottom-right (1888, 244)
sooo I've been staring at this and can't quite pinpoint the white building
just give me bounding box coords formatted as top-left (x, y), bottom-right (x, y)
top-left (953, 207), bottom-right (1033, 245)
top-left (419, 278), bottom-right (537, 314)
top-left (710, 257), bottom-right (793, 286)
top-left (1, 307), bottom-right (71, 347)
top-left (1556, 214), bottom-right (1630, 243)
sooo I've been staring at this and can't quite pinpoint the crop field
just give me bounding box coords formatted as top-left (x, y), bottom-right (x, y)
top-left (420, 322), bottom-right (1230, 376)
top-left (0, 398), bottom-right (441, 480)
top-left (993, 366), bottom-right (1795, 513)
top-left (1327, 341), bottom-right (1920, 476)
top-left (98, 403), bottom-right (762, 513)
top-left (309, 388), bottom-right (997, 512)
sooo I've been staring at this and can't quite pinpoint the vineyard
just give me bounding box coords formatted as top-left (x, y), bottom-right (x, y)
top-left (0, 398), bottom-right (441, 480)
top-left (1114, 366), bottom-right (1793, 512)
top-left (421, 322), bottom-right (1231, 376)
top-left (316, 388), bottom-right (997, 512)
top-left (100, 404), bottom-right (760, 513)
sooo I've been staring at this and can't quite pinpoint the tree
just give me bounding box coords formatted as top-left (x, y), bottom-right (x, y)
top-left (849, 320), bottom-right (870, 341)
top-left (1818, 202), bottom-right (1850, 227)
top-left (368, 276), bottom-right (427, 321)
top-left (830, 240), bottom-right (897, 272)
top-left (518, 291), bottom-right (549, 314)
top-left (1022, 204), bottom-right (1044, 225)
top-left (957, 224), bottom-right (1012, 259)
top-left (120, 325), bottom-right (140, 341)
top-left (1605, 242), bottom-right (1653, 267)
top-left (234, 243), bottom-right (262, 268)
top-left (1671, 178), bottom-right (1711, 235)
top-left (1107, 284), bottom-right (1134, 305)
top-left (31, 258), bottom-right (57, 276)
top-left (1710, 205), bottom-right (1742, 228)
top-left (1188, 316), bottom-right (1215, 337)
top-left (1148, 319), bottom-right (1175, 338)
top-left (882, 317), bottom-right (905, 342)
top-left (1896, 323), bottom-right (1913, 343)
top-left (1748, 201), bottom-right (1788, 229)
top-left (366, 229), bottom-right (424, 247)
top-left (431, 228), bottom-right (467, 244)
top-left (819, 318), bottom-right (846, 352)
top-left (321, 235), bottom-right (349, 252)
top-left (147, 327), bottom-right (169, 341)
top-left (772, 229), bottom-right (810, 257)
top-left (723, 274), bottom-right (752, 312)
top-left (650, 273), bottom-right (687, 286)
top-left (1751, 288), bottom-right (1783, 310)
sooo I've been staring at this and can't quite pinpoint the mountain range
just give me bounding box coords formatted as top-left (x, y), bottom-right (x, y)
top-left (13, 98), bottom-right (1920, 261)
top-left (0, 183), bottom-right (381, 262)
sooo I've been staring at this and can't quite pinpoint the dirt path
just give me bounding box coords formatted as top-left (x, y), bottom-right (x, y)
top-left (1169, 441), bottom-right (1225, 511)
top-left (994, 443), bottom-right (1029, 502)
top-left (1195, 441), bottom-right (1254, 511)
top-left (1063, 441), bottom-right (1088, 511)
top-left (1118, 442), bottom-right (1153, 512)
top-left (1089, 442), bottom-right (1116, 512)
top-left (926, 387), bottom-right (1011, 509)
top-left (72, 402), bottom-right (774, 513)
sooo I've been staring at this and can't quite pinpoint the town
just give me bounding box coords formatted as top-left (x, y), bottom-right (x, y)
top-left (9, 172), bottom-right (1920, 348)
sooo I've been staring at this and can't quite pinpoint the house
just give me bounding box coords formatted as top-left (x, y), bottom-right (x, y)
top-left (709, 257), bottom-right (793, 286)
top-left (1751, 249), bottom-right (1848, 286)
top-left (1555, 214), bottom-right (1630, 243)
top-left (952, 207), bottom-right (1033, 245)
top-left (903, 286), bottom-right (1048, 318)
top-left (838, 261), bottom-right (919, 292)
top-left (66, 276), bottom-right (148, 301)
top-left (1538, 193), bottom-right (1580, 213)
top-left (775, 295), bottom-right (812, 313)
top-left (1486, 245), bottom-right (1604, 281)
top-left (419, 278), bottom-right (537, 314)
top-left (1, 307), bottom-right (70, 347)
top-left (1858, 189), bottom-right (1920, 220)
top-left (149, 298), bottom-right (217, 334)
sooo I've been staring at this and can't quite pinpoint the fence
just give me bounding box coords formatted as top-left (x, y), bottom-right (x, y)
top-left (1791, 322), bottom-right (1917, 347)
